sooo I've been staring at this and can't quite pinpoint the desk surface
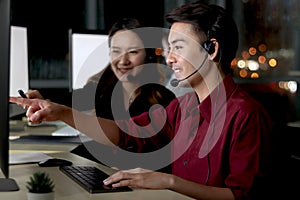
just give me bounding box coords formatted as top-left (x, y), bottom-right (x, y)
top-left (2, 152), bottom-right (193, 200)
top-left (3, 123), bottom-right (194, 200)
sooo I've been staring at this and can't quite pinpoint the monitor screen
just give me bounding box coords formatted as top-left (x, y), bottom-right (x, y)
top-left (9, 26), bottom-right (29, 97)
top-left (9, 26), bottom-right (29, 118)
top-left (69, 29), bottom-right (110, 91)
top-left (0, 0), bottom-right (19, 191)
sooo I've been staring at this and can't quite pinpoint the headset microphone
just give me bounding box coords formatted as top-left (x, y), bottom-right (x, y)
top-left (170, 53), bottom-right (208, 87)
top-left (170, 78), bottom-right (180, 88)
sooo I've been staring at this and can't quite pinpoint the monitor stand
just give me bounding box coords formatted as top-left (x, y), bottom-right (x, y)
top-left (0, 178), bottom-right (19, 191)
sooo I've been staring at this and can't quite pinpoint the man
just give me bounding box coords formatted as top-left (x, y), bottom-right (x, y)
top-left (11, 1), bottom-right (272, 199)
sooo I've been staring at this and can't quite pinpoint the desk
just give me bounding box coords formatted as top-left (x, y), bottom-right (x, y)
top-left (3, 123), bottom-right (194, 200)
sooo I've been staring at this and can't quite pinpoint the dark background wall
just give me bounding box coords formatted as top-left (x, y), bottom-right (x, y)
top-left (10, 0), bottom-right (164, 61)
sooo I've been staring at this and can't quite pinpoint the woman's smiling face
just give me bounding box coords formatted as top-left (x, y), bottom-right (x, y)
top-left (109, 30), bottom-right (147, 82)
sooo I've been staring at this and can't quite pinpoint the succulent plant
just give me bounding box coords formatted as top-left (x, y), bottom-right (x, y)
top-left (26, 172), bottom-right (55, 193)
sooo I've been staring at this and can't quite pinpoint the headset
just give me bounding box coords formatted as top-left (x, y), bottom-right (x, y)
top-left (202, 40), bottom-right (215, 55)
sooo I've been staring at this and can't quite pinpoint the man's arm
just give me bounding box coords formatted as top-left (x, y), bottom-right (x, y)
top-left (10, 97), bottom-right (120, 146)
top-left (104, 169), bottom-right (235, 200)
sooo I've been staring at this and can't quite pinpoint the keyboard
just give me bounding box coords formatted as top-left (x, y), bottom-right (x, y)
top-left (59, 165), bottom-right (132, 193)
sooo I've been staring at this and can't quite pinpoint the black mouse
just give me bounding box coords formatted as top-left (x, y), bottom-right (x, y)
top-left (38, 158), bottom-right (73, 167)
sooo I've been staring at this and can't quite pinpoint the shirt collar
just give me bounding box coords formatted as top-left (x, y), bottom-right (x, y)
top-left (181, 74), bottom-right (237, 123)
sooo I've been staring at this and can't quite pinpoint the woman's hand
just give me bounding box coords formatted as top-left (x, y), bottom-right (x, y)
top-left (9, 97), bottom-right (67, 123)
top-left (103, 168), bottom-right (174, 189)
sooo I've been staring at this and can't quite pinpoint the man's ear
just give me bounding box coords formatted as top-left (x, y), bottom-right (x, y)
top-left (208, 39), bottom-right (219, 60)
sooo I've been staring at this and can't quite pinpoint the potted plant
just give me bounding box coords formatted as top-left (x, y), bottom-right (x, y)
top-left (26, 171), bottom-right (55, 200)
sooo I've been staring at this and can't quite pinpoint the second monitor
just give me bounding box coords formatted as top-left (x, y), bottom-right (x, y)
top-left (69, 29), bottom-right (109, 91)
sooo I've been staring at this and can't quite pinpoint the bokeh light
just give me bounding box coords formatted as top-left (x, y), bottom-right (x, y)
top-left (237, 60), bottom-right (246, 69)
top-left (248, 60), bottom-right (259, 71)
top-left (249, 47), bottom-right (257, 56)
top-left (258, 55), bottom-right (266, 64)
top-left (250, 72), bottom-right (259, 79)
top-left (239, 69), bottom-right (248, 78)
top-left (269, 58), bottom-right (277, 67)
top-left (258, 44), bottom-right (267, 52)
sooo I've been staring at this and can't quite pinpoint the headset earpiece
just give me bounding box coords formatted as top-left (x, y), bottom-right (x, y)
top-left (202, 40), bottom-right (215, 55)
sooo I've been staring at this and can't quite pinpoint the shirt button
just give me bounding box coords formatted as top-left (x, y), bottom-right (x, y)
top-left (183, 160), bottom-right (188, 166)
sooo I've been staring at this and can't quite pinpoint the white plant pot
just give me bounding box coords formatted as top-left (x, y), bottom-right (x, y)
top-left (27, 192), bottom-right (55, 200)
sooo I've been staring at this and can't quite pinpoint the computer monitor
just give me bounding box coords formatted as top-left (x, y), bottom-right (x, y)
top-left (0, 0), bottom-right (19, 191)
top-left (69, 29), bottom-right (110, 91)
top-left (9, 26), bottom-right (29, 97)
top-left (9, 26), bottom-right (29, 118)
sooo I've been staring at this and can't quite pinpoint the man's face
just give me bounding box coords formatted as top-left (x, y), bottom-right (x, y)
top-left (166, 22), bottom-right (208, 87)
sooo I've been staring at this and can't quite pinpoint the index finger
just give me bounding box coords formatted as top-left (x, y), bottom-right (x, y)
top-left (9, 96), bottom-right (33, 107)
